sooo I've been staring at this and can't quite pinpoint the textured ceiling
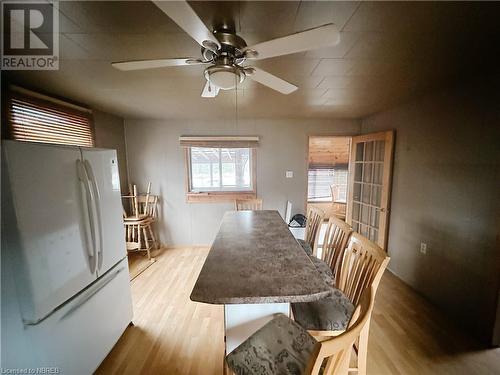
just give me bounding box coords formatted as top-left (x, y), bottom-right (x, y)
top-left (4, 1), bottom-right (500, 120)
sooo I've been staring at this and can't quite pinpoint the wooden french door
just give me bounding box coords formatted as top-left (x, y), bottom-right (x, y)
top-left (347, 131), bottom-right (394, 250)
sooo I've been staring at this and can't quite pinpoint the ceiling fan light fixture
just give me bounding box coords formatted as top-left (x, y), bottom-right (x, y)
top-left (204, 65), bottom-right (245, 90)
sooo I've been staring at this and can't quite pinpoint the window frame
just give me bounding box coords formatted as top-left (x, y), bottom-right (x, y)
top-left (184, 147), bottom-right (257, 203)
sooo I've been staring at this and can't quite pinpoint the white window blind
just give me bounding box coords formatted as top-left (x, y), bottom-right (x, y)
top-left (308, 168), bottom-right (348, 202)
top-left (5, 91), bottom-right (94, 147)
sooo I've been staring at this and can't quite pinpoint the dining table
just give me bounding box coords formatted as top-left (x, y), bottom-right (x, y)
top-left (190, 210), bottom-right (331, 355)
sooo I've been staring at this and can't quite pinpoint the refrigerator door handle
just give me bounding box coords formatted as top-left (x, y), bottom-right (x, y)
top-left (23, 265), bottom-right (126, 326)
top-left (76, 159), bottom-right (98, 274)
top-left (59, 266), bottom-right (125, 322)
top-left (83, 159), bottom-right (104, 271)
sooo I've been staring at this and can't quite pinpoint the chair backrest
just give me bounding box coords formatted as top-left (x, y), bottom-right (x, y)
top-left (305, 206), bottom-right (325, 249)
top-left (330, 185), bottom-right (340, 202)
top-left (337, 233), bottom-right (390, 306)
top-left (307, 286), bottom-right (375, 375)
top-left (319, 216), bottom-right (353, 281)
top-left (235, 198), bottom-right (263, 211)
top-left (136, 195), bottom-right (158, 218)
top-left (122, 182), bottom-right (159, 219)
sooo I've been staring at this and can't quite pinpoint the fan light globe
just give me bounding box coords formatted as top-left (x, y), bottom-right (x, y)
top-left (205, 65), bottom-right (245, 91)
top-left (209, 70), bottom-right (239, 90)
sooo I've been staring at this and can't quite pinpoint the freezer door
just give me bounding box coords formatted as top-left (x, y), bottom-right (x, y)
top-left (2, 141), bottom-right (98, 323)
top-left (81, 148), bottom-right (127, 275)
top-left (9, 258), bottom-right (133, 373)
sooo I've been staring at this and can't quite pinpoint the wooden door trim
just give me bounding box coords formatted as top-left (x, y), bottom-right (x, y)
top-left (379, 130), bottom-right (395, 250)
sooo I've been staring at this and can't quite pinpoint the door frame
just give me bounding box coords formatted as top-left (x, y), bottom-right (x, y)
top-left (304, 135), bottom-right (352, 219)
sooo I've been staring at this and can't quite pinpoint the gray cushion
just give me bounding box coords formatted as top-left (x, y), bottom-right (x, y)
top-left (292, 289), bottom-right (355, 331)
top-left (297, 239), bottom-right (335, 287)
top-left (297, 239), bottom-right (313, 255)
top-left (309, 256), bottom-right (335, 287)
top-left (226, 314), bottom-right (319, 375)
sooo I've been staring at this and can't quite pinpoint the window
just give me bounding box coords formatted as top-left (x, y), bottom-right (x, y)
top-left (181, 136), bottom-right (258, 202)
top-left (189, 147), bottom-right (252, 192)
top-left (4, 88), bottom-right (95, 147)
top-left (187, 147), bottom-right (255, 202)
top-left (308, 168), bottom-right (348, 202)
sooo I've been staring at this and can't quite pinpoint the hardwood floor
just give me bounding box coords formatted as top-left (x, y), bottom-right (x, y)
top-left (97, 247), bottom-right (500, 375)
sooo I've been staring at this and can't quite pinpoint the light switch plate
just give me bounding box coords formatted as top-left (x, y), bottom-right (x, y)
top-left (420, 242), bottom-right (427, 254)
top-left (285, 171), bottom-right (293, 178)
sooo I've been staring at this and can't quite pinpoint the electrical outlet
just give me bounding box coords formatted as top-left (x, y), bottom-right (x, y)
top-left (285, 171), bottom-right (293, 178)
top-left (420, 242), bottom-right (427, 255)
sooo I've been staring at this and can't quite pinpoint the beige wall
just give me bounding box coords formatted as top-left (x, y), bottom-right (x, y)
top-left (93, 110), bottom-right (128, 193)
top-left (361, 77), bottom-right (500, 344)
top-left (125, 118), bottom-right (360, 246)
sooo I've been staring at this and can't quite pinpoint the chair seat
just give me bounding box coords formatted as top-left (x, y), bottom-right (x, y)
top-left (123, 216), bottom-right (154, 225)
top-left (226, 314), bottom-right (319, 375)
top-left (292, 289), bottom-right (355, 332)
top-left (297, 239), bottom-right (335, 287)
top-left (297, 239), bottom-right (313, 255)
top-left (309, 256), bottom-right (335, 287)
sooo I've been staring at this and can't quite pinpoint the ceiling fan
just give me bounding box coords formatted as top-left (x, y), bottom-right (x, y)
top-left (111, 1), bottom-right (341, 98)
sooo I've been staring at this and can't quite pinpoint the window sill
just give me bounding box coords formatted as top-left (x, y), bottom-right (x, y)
top-left (186, 191), bottom-right (256, 203)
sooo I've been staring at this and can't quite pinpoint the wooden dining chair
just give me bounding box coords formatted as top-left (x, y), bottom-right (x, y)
top-left (330, 185), bottom-right (346, 220)
top-left (297, 206), bottom-right (325, 255)
top-left (226, 286), bottom-right (375, 375)
top-left (123, 183), bottom-right (160, 260)
top-left (335, 233), bottom-right (389, 375)
top-left (319, 216), bottom-right (353, 283)
top-left (293, 233), bottom-right (390, 375)
top-left (235, 198), bottom-right (263, 211)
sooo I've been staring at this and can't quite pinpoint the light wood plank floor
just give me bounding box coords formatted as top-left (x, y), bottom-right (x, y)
top-left (96, 247), bottom-right (500, 375)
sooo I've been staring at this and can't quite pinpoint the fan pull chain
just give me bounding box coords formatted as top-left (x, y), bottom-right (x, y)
top-left (235, 74), bottom-right (239, 129)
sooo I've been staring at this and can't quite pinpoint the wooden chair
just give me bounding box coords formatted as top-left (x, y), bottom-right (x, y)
top-left (235, 198), bottom-right (263, 211)
top-left (226, 286), bottom-right (375, 375)
top-left (305, 206), bottom-right (325, 249)
top-left (123, 183), bottom-right (160, 260)
top-left (297, 206), bottom-right (325, 255)
top-left (332, 233), bottom-right (390, 375)
top-left (309, 286), bottom-right (375, 375)
top-left (292, 233), bottom-right (389, 375)
top-left (315, 216), bottom-right (353, 284)
top-left (330, 185), bottom-right (346, 220)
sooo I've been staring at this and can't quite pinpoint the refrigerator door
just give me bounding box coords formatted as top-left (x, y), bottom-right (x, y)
top-left (2, 141), bottom-right (98, 324)
top-left (81, 148), bottom-right (127, 275)
top-left (13, 258), bottom-right (133, 373)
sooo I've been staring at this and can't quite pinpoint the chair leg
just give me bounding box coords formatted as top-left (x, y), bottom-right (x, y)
top-left (356, 317), bottom-right (370, 375)
top-left (148, 224), bottom-right (159, 250)
top-left (142, 226), bottom-right (151, 260)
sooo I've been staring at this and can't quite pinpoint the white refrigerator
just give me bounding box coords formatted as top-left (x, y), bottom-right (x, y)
top-left (1, 140), bottom-right (133, 374)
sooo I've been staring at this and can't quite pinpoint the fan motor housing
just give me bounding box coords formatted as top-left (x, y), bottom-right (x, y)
top-left (201, 30), bottom-right (247, 62)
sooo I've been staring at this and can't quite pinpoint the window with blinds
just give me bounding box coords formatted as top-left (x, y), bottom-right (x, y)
top-left (4, 91), bottom-right (95, 147)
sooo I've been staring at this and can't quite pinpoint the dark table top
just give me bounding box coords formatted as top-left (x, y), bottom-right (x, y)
top-left (190, 210), bottom-right (332, 304)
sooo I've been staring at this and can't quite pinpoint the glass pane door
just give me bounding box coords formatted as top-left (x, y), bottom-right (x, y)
top-left (347, 131), bottom-right (394, 249)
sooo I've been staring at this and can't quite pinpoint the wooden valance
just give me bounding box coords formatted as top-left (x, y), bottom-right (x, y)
top-left (179, 136), bottom-right (259, 148)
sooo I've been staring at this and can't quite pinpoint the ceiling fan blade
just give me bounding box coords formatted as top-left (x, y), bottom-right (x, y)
top-left (112, 58), bottom-right (206, 71)
top-left (246, 67), bottom-right (298, 95)
top-left (152, 0), bottom-right (220, 51)
top-left (201, 80), bottom-right (220, 98)
top-left (244, 23), bottom-right (340, 60)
